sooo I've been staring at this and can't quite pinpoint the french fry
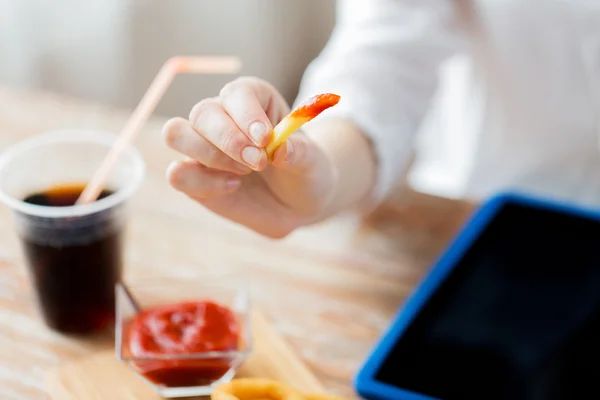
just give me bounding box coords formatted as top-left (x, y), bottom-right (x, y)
top-left (266, 93), bottom-right (341, 160)
top-left (212, 378), bottom-right (305, 400)
top-left (211, 377), bottom-right (346, 400)
top-left (304, 395), bottom-right (346, 400)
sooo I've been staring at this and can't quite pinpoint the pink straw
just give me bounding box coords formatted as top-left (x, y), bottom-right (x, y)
top-left (76, 56), bottom-right (242, 205)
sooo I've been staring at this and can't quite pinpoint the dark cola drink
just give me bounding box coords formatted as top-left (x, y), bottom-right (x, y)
top-left (19, 183), bottom-right (124, 335)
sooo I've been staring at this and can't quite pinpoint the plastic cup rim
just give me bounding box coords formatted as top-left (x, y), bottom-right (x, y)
top-left (0, 129), bottom-right (146, 219)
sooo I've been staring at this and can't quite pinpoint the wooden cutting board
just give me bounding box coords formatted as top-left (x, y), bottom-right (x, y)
top-left (46, 311), bottom-right (326, 399)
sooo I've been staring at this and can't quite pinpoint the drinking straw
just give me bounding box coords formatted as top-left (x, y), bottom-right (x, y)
top-left (76, 56), bottom-right (242, 205)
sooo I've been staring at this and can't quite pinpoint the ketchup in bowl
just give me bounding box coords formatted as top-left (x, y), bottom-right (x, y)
top-left (122, 300), bottom-right (244, 388)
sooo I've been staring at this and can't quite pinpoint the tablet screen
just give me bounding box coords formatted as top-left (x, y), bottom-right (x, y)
top-left (375, 202), bottom-right (600, 400)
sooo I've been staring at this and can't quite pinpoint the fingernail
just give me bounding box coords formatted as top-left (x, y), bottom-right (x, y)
top-left (242, 146), bottom-right (262, 168)
top-left (248, 121), bottom-right (267, 144)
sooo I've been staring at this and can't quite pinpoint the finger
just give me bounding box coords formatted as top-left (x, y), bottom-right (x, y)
top-left (219, 78), bottom-right (274, 147)
top-left (189, 98), bottom-right (268, 171)
top-left (271, 133), bottom-right (318, 173)
top-left (166, 159), bottom-right (241, 199)
top-left (163, 117), bottom-right (251, 175)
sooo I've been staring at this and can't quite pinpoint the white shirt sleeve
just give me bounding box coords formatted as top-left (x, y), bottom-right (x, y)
top-left (295, 0), bottom-right (466, 209)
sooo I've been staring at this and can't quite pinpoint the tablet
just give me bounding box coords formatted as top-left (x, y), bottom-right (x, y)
top-left (354, 192), bottom-right (600, 400)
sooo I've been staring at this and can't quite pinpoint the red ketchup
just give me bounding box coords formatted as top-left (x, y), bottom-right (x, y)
top-left (124, 300), bottom-right (240, 387)
top-left (289, 93), bottom-right (341, 119)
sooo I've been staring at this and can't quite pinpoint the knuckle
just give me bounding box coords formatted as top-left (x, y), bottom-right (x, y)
top-left (236, 76), bottom-right (261, 89)
top-left (218, 81), bottom-right (238, 99)
top-left (162, 117), bottom-right (185, 148)
top-left (220, 128), bottom-right (248, 155)
top-left (244, 76), bottom-right (274, 95)
top-left (189, 97), bottom-right (219, 122)
top-left (169, 163), bottom-right (209, 198)
top-left (167, 163), bottom-right (186, 189)
top-left (237, 76), bottom-right (262, 86)
top-left (219, 76), bottom-right (260, 99)
top-left (203, 143), bottom-right (221, 167)
top-left (240, 109), bottom-right (259, 124)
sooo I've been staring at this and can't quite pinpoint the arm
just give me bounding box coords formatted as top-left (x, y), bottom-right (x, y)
top-left (296, 0), bottom-right (467, 216)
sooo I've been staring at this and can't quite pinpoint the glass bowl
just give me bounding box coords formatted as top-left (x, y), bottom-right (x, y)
top-left (115, 277), bottom-right (252, 398)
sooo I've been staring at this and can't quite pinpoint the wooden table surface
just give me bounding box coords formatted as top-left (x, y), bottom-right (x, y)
top-left (0, 85), bottom-right (475, 400)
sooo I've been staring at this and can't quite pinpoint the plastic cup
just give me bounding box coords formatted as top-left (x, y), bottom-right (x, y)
top-left (0, 130), bottom-right (145, 335)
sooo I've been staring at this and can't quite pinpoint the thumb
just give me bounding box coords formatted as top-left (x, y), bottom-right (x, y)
top-left (270, 133), bottom-right (319, 173)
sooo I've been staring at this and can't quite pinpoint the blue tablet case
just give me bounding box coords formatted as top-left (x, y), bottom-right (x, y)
top-left (353, 191), bottom-right (600, 400)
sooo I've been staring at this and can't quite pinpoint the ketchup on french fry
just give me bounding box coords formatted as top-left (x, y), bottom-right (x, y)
top-left (266, 93), bottom-right (341, 160)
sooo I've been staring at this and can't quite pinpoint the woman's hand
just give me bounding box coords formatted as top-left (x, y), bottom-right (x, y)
top-left (162, 77), bottom-right (337, 238)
